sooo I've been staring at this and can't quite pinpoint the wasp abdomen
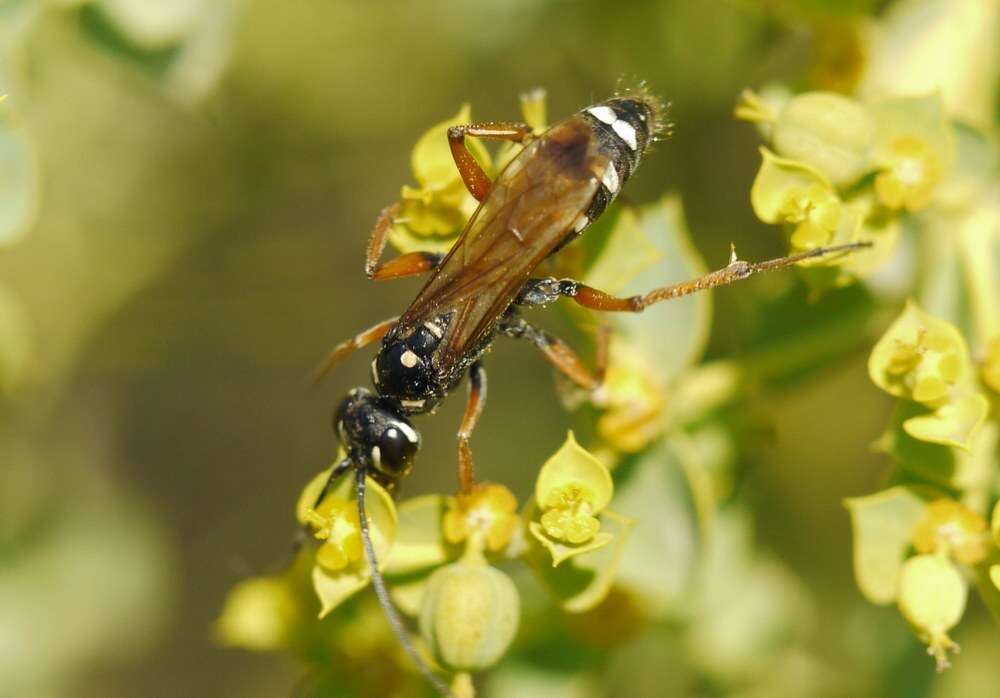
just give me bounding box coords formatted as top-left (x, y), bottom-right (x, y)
top-left (579, 95), bottom-right (662, 226)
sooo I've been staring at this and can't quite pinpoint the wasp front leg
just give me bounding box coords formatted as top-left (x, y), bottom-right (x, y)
top-left (313, 316), bottom-right (398, 383)
top-left (448, 121), bottom-right (533, 201)
top-left (364, 203), bottom-right (444, 281)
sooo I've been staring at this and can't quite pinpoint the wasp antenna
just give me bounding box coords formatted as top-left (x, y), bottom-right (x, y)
top-left (355, 468), bottom-right (453, 697)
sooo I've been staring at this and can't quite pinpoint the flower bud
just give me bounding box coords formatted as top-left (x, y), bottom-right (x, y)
top-left (420, 559), bottom-right (520, 671)
top-left (772, 92), bottom-right (875, 187)
top-left (897, 554), bottom-right (965, 670)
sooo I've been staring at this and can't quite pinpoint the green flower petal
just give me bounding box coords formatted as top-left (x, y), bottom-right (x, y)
top-left (903, 391), bottom-right (989, 451)
top-left (528, 509), bottom-right (635, 613)
top-left (383, 494), bottom-right (451, 575)
top-left (868, 300), bottom-right (972, 403)
top-left (870, 93), bottom-right (955, 179)
top-left (535, 431), bottom-right (613, 513)
top-left (750, 147), bottom-right (837, 225)
top-left (845, 486), bottom-right (928, 604)
top-left (771, 91), bottom-right (876, 187)
top-left (528, 521), bottom-right (613, 567)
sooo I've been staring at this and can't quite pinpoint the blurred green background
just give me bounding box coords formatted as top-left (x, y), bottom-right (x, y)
top-left (1, 1), bottom-right (997, 697)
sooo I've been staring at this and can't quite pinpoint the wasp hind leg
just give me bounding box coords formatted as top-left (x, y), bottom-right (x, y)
top-left (520, 242), bottom-right (871, 312)
top-left (457, 362), bottom-right (487, 493)
top-left (448, 121), bottom-right (533, 201)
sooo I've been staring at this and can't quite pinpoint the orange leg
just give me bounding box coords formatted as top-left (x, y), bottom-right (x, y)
top-left (457, 363), bottom-right (487, 493)
top-left (448, 121), bottom-right (533, 201)
top-left (364, 203), bottom-right (443, 280)
top-left (313, 317), bottom-right (397, 383)
top-left (500, 316), bottom-right (605, 391)
top-left (529, 242), bottom-right (871, 313)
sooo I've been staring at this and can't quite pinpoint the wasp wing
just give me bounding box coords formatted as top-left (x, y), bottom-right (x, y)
top-left (396, 116), bottom-right (606, 371)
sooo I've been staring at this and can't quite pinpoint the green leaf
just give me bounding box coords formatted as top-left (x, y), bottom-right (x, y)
top-left (845, 486), bottom-right (929, 604)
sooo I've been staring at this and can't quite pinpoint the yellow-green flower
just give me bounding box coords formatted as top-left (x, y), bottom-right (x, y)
top-left (869, 301), bottom-right (988, 450)
top-left (442, 482), bottom-right (519, 553)
top-left (751, 148), bottom-right (844, 251)
top-left (874, 136), bottom-right (944, 212)
top-left (911, 498), bottom-right (990, 566)
top-left (870, 301), bottom-right (969, 407)
top-left (296, 465), bottom-right (398, 617)
top-left (529, 432), bottom-right (616, 566)
top-left (869, 94), bottom-right (955, 213)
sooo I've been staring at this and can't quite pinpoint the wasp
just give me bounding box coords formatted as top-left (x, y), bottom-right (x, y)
top-left (306, 89), bottom-right (865, 694)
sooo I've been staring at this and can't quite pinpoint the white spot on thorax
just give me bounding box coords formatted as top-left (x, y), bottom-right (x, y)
top-left (400, 350), bottom-right (419, 368)
top-left (395, 421), bottom-right (419, 443)
top-left (400, 398), bottom-right (426, 410)
top-left (612, 120), bottom-right (638, 150)
top-left (572, 213), bottom-right (590, 233)
top-left (371, 445), bottom-right (381, 467)
top-left (423, 321), bottom-right (443, 338)
top-left (587, 105), bottom-right (617, 125)
top-left (371, 358), bottom-right (380, 385)
top-left (601, 165), bottom-right (620, 194)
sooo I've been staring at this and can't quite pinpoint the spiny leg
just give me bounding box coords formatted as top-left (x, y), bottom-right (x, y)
top-left (354, 468), bottom-right (452, 696)
top-left (457, 362), bottom-right (487, 494)
top-left (499, 316), bottom-right (605, 391)
top-left (448, 121), bottom-right (533, 201)
top-left (365, 203), bottom-right (444, 281)
top-left (313, 316), bottom-right (397, 383)
top-left (524, 242), bottom-right (871, 313)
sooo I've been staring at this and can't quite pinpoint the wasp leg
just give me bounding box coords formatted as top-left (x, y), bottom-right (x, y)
top-left (522, 242), bottom-right (871, 312)
top-left (365, 203), bottom-right (445, 280)
top-left (499, 316), bottom-right (606, 391)
top-left (448, 121), bottom-right (533, 202)
top-left (313, 316), bottom-right (398, 383)
top-left (457, 362), bottom-right (487, 494)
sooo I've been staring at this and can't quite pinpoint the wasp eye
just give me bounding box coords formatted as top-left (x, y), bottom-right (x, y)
top-left (373, 421), bottom-right (420, 478)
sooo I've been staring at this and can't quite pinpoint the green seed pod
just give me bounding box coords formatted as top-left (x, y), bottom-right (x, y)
top-left (772, 92), bottom-right (875, 187)
top-left (897, 554), bottom-right (966, 640)
top-left (419, 559), bottom-right (520, 671)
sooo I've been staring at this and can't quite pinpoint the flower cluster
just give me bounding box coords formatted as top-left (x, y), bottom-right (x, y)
top-left (738, 89), bottom-right (959, 285)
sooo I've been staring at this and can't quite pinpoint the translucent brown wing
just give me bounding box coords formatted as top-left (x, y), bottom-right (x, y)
top-left (396, 116), bottom-right (607, 371)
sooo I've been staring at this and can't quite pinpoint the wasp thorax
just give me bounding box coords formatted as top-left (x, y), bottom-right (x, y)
top-left (333, 388), bottom-right (421, 481)
top-left (372, 322), bottom-right (445, 414)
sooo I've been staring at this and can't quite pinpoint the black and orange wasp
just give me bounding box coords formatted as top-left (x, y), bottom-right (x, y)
top-left (305, 88), bottom-right (865, 694)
